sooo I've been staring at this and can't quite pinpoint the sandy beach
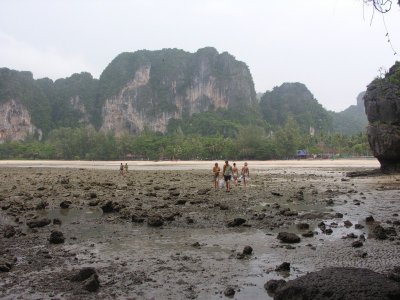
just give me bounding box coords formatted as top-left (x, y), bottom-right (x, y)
top-left (1, 159), bottom-right (399, 299)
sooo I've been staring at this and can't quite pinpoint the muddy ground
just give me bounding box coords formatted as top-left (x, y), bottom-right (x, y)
top-left (0, 166), bottom-right (400, 299)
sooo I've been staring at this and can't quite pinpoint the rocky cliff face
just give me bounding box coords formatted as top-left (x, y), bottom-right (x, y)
top-left (100, 48), bottom-right (256, 135)
top-left (0, 99), bottom-right (41, 142)
top-left (364, 62), bottom-right (400, 171)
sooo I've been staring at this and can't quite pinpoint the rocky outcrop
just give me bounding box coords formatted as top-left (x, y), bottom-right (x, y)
top-left (273, 267), bottom-right (400, 300)
top-left (0, 100), bottom-right (42, 142)
top-left (364, 62), bottom-right (400, 171)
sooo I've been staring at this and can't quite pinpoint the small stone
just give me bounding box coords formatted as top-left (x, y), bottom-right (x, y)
top-left (277, 232), bottom-right (301, 243)
top-left (296, 223), bottom-right (309, 230)
top-left (242, 246), bottom-right (253, 255)
top-left (352, 240), bottom-right (363, 248)
top-left (71, 267), bottom-right (97, 282)
top-left (264, 279), bottom-right (286, 293)
top-left (224, 287), bottom-right (235, 297)
top-left (366, 216), bottom-right (375, 223)
top-left (227, 218), bottom-right (246, 227)
top-left (82, 274), bottom-right (100, 292)
top-left (302, 231), bottom-right (314, 237)
top-left (275, 262), bottom-right (290, 272)
top-left (53, 218), bottom-right (62, 225)
top-left (3, 225), bottom-right (16, 238)
top-left (60, 200), bottom-right (72, 209)
top-left (49, 231), bottom-right (65, 244)
top-left (355, 224), bottom-right (364, 230)
top-left (147, 215), bottom-right (164, 227)
top-left (27, 218), bottom-right (51, 228)
top-left (344, 220), bottom-right (353, 227)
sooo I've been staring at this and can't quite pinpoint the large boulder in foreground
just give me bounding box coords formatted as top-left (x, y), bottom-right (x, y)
top-left (274, 267), bottom-right (400, 300)
top-left (364, 62), bottom-right (400, 172)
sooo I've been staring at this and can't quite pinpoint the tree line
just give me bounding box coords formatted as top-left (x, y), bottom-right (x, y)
top-left (0, 116), bottom-right (371, 161)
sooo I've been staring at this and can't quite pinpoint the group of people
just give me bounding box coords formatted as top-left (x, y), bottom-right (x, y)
top-left (212, 161), bottom-right (250, 192)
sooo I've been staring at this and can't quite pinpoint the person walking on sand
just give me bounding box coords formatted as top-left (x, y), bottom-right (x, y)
top-left (223, 160), bottom-right (232, 192)
top-left (119, 163), bottom-right (124, 176)
top-left (124, 162), bottom-right (128, 173)
top-left (232, 162), bottom-right (239, 186)
top-left (241, 162), bottom-right (250, 188)
top-left (212, 162), bottom-right (220, 190)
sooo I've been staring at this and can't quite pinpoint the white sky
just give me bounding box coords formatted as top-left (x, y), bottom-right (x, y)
top-left (0, 0), bottom-right (399, 112)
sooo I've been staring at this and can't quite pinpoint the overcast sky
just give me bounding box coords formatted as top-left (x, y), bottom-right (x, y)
top-left (0, 0), bottom-right (399, 111)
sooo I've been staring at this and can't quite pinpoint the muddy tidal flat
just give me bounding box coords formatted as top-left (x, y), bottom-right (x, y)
top-left (1, 160), bottom-right (400, 299)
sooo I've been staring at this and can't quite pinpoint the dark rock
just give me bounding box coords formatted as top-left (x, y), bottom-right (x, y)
top-left (334, 212), bottom-right (344, 218)
top-left (275, 262), bottom-right (290, 272)
top-left (274, 267), bottom-right (400, 300)
top-left (49, 231), bottom-right (65, 244)
top-left (147, 215), bottom-right (164, 227)
top-left (277, 232), bottom-right (301, 243)
top-left (324, 228), bottom-right (333, 235)
top-left (301, 231), bottom-right (314, 238)
top-left (71, 267), bottom-right (97, 282)
top-left (296, 223), bottom-right (310, 230)
top-left (388, 267), bottom-right (400, 282)
top-left (191, 242), bottom-right (201, 248)
top-left (223, 287), bottom-right (235, 297)
top-left (373, 225), bottom-right (388, 240)
top-left (227, 218), bottom-right (246, 227)
top-left (3, 225), bottom-right (16, 238)
top-left (0, 258), bottom-right (15, 272)
top-left (318, 221), bottom-right (326, 231)
top-left (355, 224), bottom-right (364, 229)
top-left (82, 274), bottom-right (100, 292)
top-left (59, 177), bottom-right (70, 184)
top-left (344, 220), bottom-right (353, 227)
top-left (346, 233), bottom-right (358, 239)
top-left (101, 201), bottom-right (118, 213)
top-left (197, 188), bottom-right (210, 195)
top-left (36, 200), bottom-right (48, 210)
top-left (60, 200), bottom-right (72, 209)
top-left (88, 199), bottom-right (99, 206)
top-left (354, 250), bottom-right (368, 258)
top-left (53, 218), bottom-right (62, 225)
top-left (352, 240), bottom-right (363, 248)
top-left (27, 218), bottom-right (51, 228)
top-left (131, 215), bottom-right (145, 223)
top-left (242, 245), bottom-right (253, 255)
top-left (169, 191), bottom-right (180, 197)
top-left (366, 215), bottom-right (375, 223)
top-left (264, 279), bottom-right (286, 294)
top-left (89, 192), bottom-right (97, 198)
top-left (175, 199), bottom-right (187, 205)
top-left (271, 191), bottom-right (283, 196)
top-left (326, 199), bottom-right (334, 205)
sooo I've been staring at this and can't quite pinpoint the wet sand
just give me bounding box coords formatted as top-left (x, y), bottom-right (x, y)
top-left (0, 160), bottom-right (399, 299)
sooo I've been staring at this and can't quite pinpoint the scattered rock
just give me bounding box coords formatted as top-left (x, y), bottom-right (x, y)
top-left (366, 215), bottom-right (375, 223)
top-left (227, 218), bottom-right (246, 227)
top-left (82, 274), bottom-right (100, 292)
top-left (60, 200), bottom-right (72, 209)
top-left (175, 199), bottom-right (187, 205)
top-left (101, 201), bottom-right (119, 213)
top-left (324, 228), bottom-right (333, 235)
top-left (223, 287), bottom-right (235, 297)
top-left (27, 218), bottom-right (51, 228)
top-left (373, 225), bottom-right (388, 240)
top-left (275, 262), bottom-right (290, 272)
top-left (344, 220), bottom-right (353, 227)
top-left (197, 188), bottom-right (210, 195)
top-left (53, 218), bottom-right (62, 225)
top-left (334, 212), bottom-right (344, 218)
top-left (242, 245), bottom-right (253, 255)
top-left (271, 191), bottom-right (283, 196)
top-left (277, 232), bottom-right (301, 243)
top-left (352, 240), bottom-right (363, 248)
top-left (301, 231), bottom-right (314, 238)
top-left (36, 200), bottom-right (48, 210)
top-left (0, 258), bottom-right (16, 272)
top-left (70, 267), bottom-right (97, 282)
top-left (147, 215), bottom-right (164, 227)
top-left (49, 231), bottom-right (65, 244)
top-left (355, 224), bottom-right (364, 230)
top-left (354, 250), bottom-right (368, 258)
top-left (264, 279), bottom-right (286, 294)
top-left (3, 225), bottom-right (16, 238)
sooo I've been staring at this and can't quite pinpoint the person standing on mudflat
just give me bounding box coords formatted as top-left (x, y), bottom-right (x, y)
top-left (119, 163), bottom-right (124, 176)
top-left (223, 160), bottom-right (232, 192)
top-left (241, 162), bottom-right (250, 188)
top-left (232, 162), bottom-right (239, 186)
top-left (124, 163), bottom-right (128, 173)
top-left (212, 162), bottom-right (220, 190)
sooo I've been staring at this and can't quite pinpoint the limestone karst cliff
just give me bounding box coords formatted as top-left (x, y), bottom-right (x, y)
top-left (364, 61), bottom-right (400, 171)
top-left (98, 47), bottom-right (257, 135)
top-left (0, 99), bottom-right (41, 142)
